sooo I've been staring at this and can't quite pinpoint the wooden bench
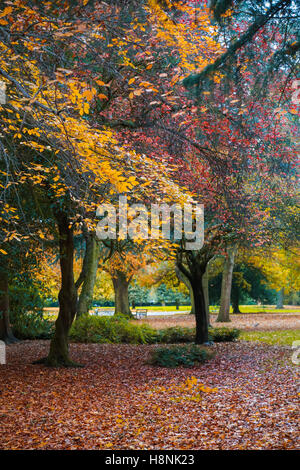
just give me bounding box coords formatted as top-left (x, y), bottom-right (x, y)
top-left (133, 309), bottom-right (148, 319)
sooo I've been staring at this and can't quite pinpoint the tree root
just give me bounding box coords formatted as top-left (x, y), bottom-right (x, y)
top-left (33, 356), bottom-right (84, 368)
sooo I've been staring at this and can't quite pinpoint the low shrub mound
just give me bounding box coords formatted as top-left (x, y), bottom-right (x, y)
top-left (156, 326), bottom-right (195, 343)
top-left (69, 316), bottom-right (240, 345)
top-left (209, 327), bottom-right (240, 342)
top-left (69, 314), bottom-right (158, 344)
top-left (156, 326), bottom-right (240, 343)
top-left (149, 344), bottom-right (214, 368)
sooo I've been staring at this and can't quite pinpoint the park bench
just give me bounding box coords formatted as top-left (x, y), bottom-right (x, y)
top-left (133, 309), bottom-right (148, 320)
top-left (94, 309), bottom-right (114, 316)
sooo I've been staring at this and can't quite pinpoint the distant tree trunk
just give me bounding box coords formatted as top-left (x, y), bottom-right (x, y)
top-left (112, 271), bottom-right (131, 316)
top-left (77, 234), bottom-right (100, 317)
top-left (291, 293), bottom-right (297, 306)
top-left (231, 285), bottom-right (241, 314)
top-left (217, 246), bottom-right (237, 322)
top-left (37, 211), bottom-right (80, 367)
top-left (276, 288), bottom-right (284, 309)
top-left (0, 259), bottom-right (17, 344)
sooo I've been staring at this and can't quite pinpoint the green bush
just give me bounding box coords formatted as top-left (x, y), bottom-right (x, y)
top-left (149, 344), bottom-right (213, 368)
top-left (157, 326), bottom-right (195, 343)
top-left (9, 278), bottom-right (54, 339)
top-left (156, 326), bottom-right (240, 344)
top-left (69, 315), bottom-right (159, 344)
top-left (208, 327), bottom-right (240, 342)
top-left (69, 316), bottom-right (240, 345)
top-left (12, 311), bottom-right (54, 340)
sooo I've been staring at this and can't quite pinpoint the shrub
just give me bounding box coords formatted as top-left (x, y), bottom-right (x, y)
top-left (209, 327), bottom-right (240, 342)
top-left (69, 315), bottom-right (159, 344)
top-left (149, 344), bottom-right (213, 368)
top-left (156, 326), bottom-right (240, 344)
top-left (68, 316), bottom-right (240, 345)
top-left (12, 311), bottom-right (54, 340)
top-left (157, 326), bottom-right (195, 343)
top-left (9, 278), bottom-right (54, 339)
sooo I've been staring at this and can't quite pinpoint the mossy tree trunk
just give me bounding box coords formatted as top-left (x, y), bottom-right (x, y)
top-left (38, 211), bottom-right (80, 367)
top-left (77, 233), bottom-right (100, 317)
top-left (112, 271), bottom-right (132, 316)
top-left (217, 245), bottom-right (237, 322)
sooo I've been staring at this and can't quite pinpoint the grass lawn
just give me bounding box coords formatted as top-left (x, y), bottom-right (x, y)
top-left (240, 329), bottom-right (300, 346)
top-left (139, 305), bottom-right (299, 314)
top-left (131, 305), bottom-right (298, 314)
top-left (44, 305), bottom-right (300, 318)
top-left (226, 305), bottom-right (299, 314)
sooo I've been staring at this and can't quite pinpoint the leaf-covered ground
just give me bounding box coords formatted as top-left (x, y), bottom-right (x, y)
top-left (0, 340), bottom-right (299, 450)
top-left (144, 312), bottom-right (300, 331)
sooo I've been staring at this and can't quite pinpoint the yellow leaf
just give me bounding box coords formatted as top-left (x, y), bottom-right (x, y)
top-left (0, 7), bottom-right (13, 18)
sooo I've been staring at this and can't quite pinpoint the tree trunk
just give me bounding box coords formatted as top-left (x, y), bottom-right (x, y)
top-left (231, 284), bottom-right (241, 314)
top-left (37, 211), bottom-right (80, 367)
top-left (176, 260), bottom-right (209, 344)
top-left (0, 260), bottom-right (17, 344)
top-left (112, 271), bottom-right (131, 316)
top-left (175, 264), bottom-right (194, 314)
top-left (191, 272), bottom-right (209, 344)
top-left (190, 286), bottom-right (195, 315)
top-left (202, 267), bottom-right (210, 326)
top-left (276, 288), bottom-right (284, 309)
top-left (217, 246), bottom-right (237, 322)
top-left (77, 234), bottom-right (100, 317)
